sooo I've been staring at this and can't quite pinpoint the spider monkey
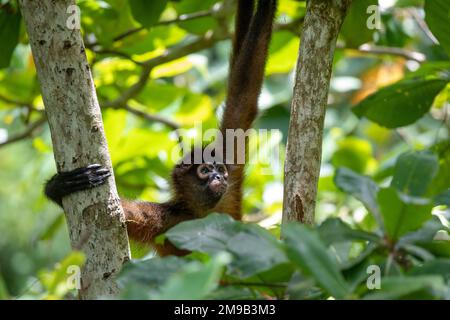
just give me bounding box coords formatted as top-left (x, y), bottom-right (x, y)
top-left (44, 0), bottom-right (277, 256)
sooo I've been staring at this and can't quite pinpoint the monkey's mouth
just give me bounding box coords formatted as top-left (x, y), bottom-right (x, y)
top-left (208, 179), bottom-right (227, 195)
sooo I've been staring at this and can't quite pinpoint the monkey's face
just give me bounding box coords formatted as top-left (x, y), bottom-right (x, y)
top-left (196, 163), bottom-right (228, 197)
top-left (173, 162), bottom-right (228, 211)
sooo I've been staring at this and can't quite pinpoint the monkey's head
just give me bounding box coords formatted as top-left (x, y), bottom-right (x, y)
top-left (172, 152), bottom-right (229, 214)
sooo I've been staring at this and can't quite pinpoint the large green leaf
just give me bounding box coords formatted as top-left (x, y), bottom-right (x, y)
top-left (166, 213), bottom-right (234, 254)
top-left (397, 215), bottom-right (447, 247)
top-left (428, 140), bottom-right (450, 197)
top-left (425, 0), bottom-right (450, 56)
top-left (352, 79), bottom-right (449, 128)
top-left (334, 167), bottom-right (382, 226)
top-left (318, 218), bottom-right (381, 246)
top-left (409, 259), bottom-right (450, 281)
top-left (340, 0), bottom-right (378, 47)
top-left (283, 224), bottom-right (351, 299)
top-left (0, 8), bottom-right (21, 69)
top-left (119, 256), bottom-right (189, 297)
top-left (434, 190), bottom-right (450, 206)
top-left (331, 137), bottom-right (374, 174)
top-left (166, 214), bottom-right (288, 278)
top-left (129, 0), bottom-right (168, 28)
top-left (118, 254), bottom-right (229, 300)
top-left (378, 187), bottom-right (433, 241)
top-left (391, 151), bottom-right (439, 197)
top-left (156, 253), bottom-right (229, 300)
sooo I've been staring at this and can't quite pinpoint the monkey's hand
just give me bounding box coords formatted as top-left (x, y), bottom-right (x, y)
top-left (44, 164), bottom-right (111, 207)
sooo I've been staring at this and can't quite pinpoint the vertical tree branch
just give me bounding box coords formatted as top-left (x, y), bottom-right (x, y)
top-left (19, 0), bottom-right (130, 299)
top-left (282, 0), bottom-right (352, 224)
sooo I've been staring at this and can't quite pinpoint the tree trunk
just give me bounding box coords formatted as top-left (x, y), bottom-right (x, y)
top-left (19, 0), bottom-right (130, 299)
top-left (282, 0), bottom-right (352, 224)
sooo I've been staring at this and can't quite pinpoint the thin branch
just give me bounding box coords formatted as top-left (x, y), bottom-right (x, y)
top-left (101, 64), bottom-right (152, 109)
top-left (87, 8), bottom-right (218, 49)
top-left (121, 104), bottom-right (180, 130)
top-left (101, 31), bottom-right (227, 109)
top-left (0, 93), bottom-right (31, 106)
top-left (274, 17), bottom-right (304, 35)
top-left (93, 49), bottom-right (144, 65)
top-left (0, 116), bottom-right (47, 148)
top-left (111, 27), bottom-right (144, 44)
top-left (157, 9), bottom-right (214, 26)
top-left (343, 44), bottom-right (426, 63)
top-left (408, 8), bottom-right (439, 45)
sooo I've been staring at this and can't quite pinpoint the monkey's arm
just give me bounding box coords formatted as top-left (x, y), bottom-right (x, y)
top-left (122, 200), bottom-right (190, 255)
top-left (44, 166), bottom-right (187, 255)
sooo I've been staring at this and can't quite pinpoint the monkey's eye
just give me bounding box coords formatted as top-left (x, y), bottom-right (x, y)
top-left (217, 166), bottom-right (225, 173)
top-left (201, 167), bottom-right (210, 174)
top-left (197, 165), bottom-right (211, 178)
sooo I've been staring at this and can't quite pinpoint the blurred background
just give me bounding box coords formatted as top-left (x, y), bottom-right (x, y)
top-left (0, 0), bottom-right (449, 298)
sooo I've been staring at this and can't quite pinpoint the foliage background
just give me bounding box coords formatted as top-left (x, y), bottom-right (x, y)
top-left (0, 0), bottom-right (449, 299)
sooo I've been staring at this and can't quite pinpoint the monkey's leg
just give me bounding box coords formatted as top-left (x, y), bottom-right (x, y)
top-left (44, 164), bottom-right (111, 206)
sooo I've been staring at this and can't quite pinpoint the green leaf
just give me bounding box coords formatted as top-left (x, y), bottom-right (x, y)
top-left (38, 251), bottom-right (85, 298)
top-left (378, 187), bottom-right (433, 241)
top-left (119, 254), bottom-right (229, 300)
top-left (391, 151), bottom-right (439, 197)
top-left (318, 218), bottom-right (381, 246)
top-left (334, 167), bottom-right (382, 226)
top-left (425, 0), bottom-right (450, 56)
top-left (156, 253), bottom-right (230, 300)
top-left (266, 31), bottom-right (299, 74)
top-left (398, 216), bottom-right (447, 246)
top-left (434, 190), bottom-right (450, 206)
top-left (352, 79), bottom-right (449, 128)
top-left (0, 274), bottom-right (9, 299)
top-left (172, 0), bottom-right (219, 34)
top-left (166, 213), bottom-right (234, 254)
top-left (0, 8), bottom-right (21, 69)
top-left (363, 275), bottom-right (445, 300)
top-left (409, 259), bottom-right (450, 281)
top-left (340, 0), bottom-right (378, 47)
top-left (428, 140), bottom-right (450, 197)
top-left (129, 0), bottom-right (168, 28)
top-left (166, 214), bottom-right (288, 278)
top-left (331, 137), bottom-right (374, 174)
top-left (282, 224), bottom-right (351, 299)
top-left (119, 256), bottom-right (190, 299)
top-left (420, 241), bottom-right (450, 258)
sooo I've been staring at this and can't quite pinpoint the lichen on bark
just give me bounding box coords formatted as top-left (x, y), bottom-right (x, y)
top-left (283, 0), bottom-right (352, 225)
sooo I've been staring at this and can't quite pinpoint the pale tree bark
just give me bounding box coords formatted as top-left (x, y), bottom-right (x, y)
top-left (19, 0), bottom-right (130, 299)
top-left (282, 0), bottom-right (352, 224)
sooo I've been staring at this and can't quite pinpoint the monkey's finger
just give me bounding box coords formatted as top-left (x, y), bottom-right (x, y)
top-left (64, 171), bottom-right (111, 187)
top-left (62, 167), bottom-right (110, 184)
top-left (59, 164), bottom-right (103, 177)
top-left (62, 172), bottom-right (111, 193)
top-left (93, 168), bottom-right (110, 176)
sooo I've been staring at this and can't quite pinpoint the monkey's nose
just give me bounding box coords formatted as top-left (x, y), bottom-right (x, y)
top-left (211, 173), bottom-right (223, 182)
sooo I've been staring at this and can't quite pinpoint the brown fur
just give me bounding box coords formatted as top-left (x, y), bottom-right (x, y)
top-left (123, 0), bottom-right (277, 255)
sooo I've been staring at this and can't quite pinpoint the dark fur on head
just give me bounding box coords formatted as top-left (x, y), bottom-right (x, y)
top-left (172, 148), bottom-right (229, 216)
